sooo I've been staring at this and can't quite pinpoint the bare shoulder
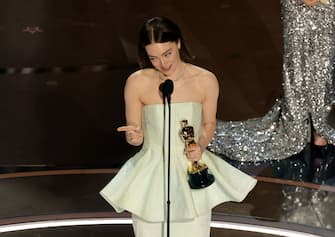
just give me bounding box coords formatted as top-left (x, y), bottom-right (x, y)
top-left (127, 69), bottom-right (155, 83)
top-left (188, 64), bottom-right (218, 86)
top-left (125, 68), bottom-right (156, 88)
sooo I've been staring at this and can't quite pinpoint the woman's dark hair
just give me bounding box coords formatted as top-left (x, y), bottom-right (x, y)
top-left (137, 16), bottom-right (193, 68)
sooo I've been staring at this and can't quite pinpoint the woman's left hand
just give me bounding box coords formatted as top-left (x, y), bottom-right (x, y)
top-left (185, 144), bottom-right (202, 162)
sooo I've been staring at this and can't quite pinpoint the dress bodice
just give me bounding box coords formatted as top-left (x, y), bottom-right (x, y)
top-left (141, 102), bottom-right (202, 151)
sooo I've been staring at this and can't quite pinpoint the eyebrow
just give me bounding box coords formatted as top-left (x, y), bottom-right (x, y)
top-left (148, 48), bottom-right (172, 58)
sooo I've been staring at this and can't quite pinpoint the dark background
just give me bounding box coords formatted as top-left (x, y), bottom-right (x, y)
top-left (0, 0), bottom-right (283, 168)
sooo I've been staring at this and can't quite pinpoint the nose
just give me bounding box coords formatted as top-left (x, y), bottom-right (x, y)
top-left (159, 58), bottom-right (168, 68)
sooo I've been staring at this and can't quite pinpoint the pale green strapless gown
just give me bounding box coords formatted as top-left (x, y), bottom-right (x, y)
top-left (100, 102), bottom-right (257, 222)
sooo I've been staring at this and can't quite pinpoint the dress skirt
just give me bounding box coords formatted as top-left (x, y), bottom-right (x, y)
top-left (100, 102), bottom-right (257, 235)
top-left (132, 211), bottom-right (211, 237)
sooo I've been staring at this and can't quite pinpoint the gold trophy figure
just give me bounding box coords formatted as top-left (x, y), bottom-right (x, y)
top-left (180, 120), bottom-right (215, 189)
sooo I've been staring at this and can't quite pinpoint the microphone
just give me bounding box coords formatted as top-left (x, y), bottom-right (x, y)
top-left (159, 79), bottom-right (174, 103)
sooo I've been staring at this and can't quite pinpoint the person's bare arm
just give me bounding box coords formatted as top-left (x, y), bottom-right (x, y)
top-left (117, 73), bottom-right (144, 146)
top-left (198, 72), bottom-right (219, 152)
top-left (185, 72), bottom-right (219, 162)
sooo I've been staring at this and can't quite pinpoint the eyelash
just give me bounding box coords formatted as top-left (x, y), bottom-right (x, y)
top-left (164, 52), bottom-right (172, 57)
top-left (149, 52), bottom-right (172, 61)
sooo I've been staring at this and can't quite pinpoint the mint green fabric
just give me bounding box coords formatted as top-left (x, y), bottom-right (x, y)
top-left (132, 211), bottom-right (211, 237)
top-left (100, 102), bottom-right (257, 222)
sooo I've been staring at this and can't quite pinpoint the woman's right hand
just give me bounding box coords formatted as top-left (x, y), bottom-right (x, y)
top-left (302, 0), bottom-right (319, 6)
top-left (117, 125), bottom-right (144, 146)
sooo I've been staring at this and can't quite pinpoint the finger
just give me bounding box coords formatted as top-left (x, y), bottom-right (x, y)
top-left (134, 126), bottom-right (141, 132)
top-left (117, 125), bottom-right (136, 132)
top-left (186, 146), bottom-right (199, 152)
top-left (116, 126), bottom-right (128, 132)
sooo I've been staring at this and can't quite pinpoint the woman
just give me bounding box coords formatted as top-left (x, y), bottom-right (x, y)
top-left (100, 16), bottom-right (257, 237)
top-left (209, 0), bottom-right (335, 183)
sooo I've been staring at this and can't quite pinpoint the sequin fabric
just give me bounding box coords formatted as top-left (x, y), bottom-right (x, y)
top-left (209, 0), bottom-right (335, 161)
top-left (280, 187), bottom-right (335, 230)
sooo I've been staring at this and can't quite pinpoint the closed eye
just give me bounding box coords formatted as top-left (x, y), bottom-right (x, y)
top-left (163, 51), bottom-right (172, 57)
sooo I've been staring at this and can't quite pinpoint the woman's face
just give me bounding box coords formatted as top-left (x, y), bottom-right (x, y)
top-left (145, 41), bottom-right (182, 76)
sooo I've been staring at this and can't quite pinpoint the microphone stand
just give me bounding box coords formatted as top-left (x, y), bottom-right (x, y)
top-left (164, 92), bottom-right (172, 237)
top-left (160, 80), bottom-right (173, 237)
top-left (167, 91), bottom-right (172, 237)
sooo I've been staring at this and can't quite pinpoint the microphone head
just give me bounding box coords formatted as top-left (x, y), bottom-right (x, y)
top-left (159, 79), bottom-right (174, 97)
top-left (164, 79), bottom-right (174, 95)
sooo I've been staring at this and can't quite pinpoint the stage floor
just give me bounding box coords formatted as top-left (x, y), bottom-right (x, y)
top-left (0, 165), bottom-right (334, 237)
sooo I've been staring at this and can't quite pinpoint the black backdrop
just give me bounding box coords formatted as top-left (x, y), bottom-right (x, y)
top-left (0, 0), bottom-right (283, 168)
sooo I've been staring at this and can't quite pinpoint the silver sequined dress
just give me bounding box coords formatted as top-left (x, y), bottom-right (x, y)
top-left (209, 0), bottom-right (335, 162)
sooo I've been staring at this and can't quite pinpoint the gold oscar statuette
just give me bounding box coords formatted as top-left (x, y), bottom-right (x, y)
top-left (180, 119), bottom-right (215, 189)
